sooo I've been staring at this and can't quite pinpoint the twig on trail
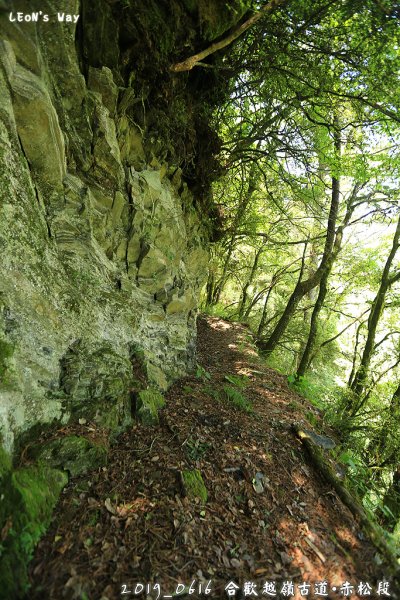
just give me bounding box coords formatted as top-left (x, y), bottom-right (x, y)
top-left (132, 435), bottom-right (160, 455)
top-left (304, 537), bottom-right (326, 564)
top-left (148, 528), bottom-right (168, 543)
top-left (173, 559), bottom-right (196, 573)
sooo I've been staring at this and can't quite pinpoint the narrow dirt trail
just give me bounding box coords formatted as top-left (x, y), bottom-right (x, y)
top-left (29, 316), bottom-right (392, 599)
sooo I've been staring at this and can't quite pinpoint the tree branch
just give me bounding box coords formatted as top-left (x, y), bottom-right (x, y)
top-left (320, 308), bottom-right (371, 348)
top-left (170, 0), bottom-right (287, 72)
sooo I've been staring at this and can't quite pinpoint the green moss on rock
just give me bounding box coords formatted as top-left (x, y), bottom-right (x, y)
top-left (0, 338), bottom-right (14, 379)
top-left (199, 0), bottom-right (253, 40)
top-left (181, 468), bottom-right (208, 503)
top-left (31, 435), bottom-right (108, 477)
top-left (136, 388), bottom-right (165, 425)
top-left (0, 465), bottom-right (68, 599)
top-left (0, 446), bottom-right (12, 477)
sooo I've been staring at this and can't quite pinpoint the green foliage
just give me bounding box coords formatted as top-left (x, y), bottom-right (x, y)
top-left (195, 364), bottom-right (211, 381)
top-left (340, 450), bottom-right (368, 482)
top-left (339, 449), bottom-right (400, 533)
top-left (0, 446), bottom-right (12, 476)
top-left (209, 67), bottom-right (400, 537)
top-left (0, 465), bottom-right (68, 598)
top-left (184, 437), bottom-right (210, 462)
top-left (287, 374), bottom-right (326, 411)
top-left (305, 410), bottom-right (318, 428)
top-left (203, 0), bottom-right (400, 546)
top-left (222, 384), bottom-right (253, 413)
top-left (202, 301), bottom-right (237, 320)
top-left (86, 510), bottom-right (100, 527)
top-left (183, 385), bottom-right (195, 394)
top-left (7, 523), bottom-right (46, 563)
top-left (380, 503), bottom-right (397, 523)
top-left (224, 373), bottom-right (249, 389)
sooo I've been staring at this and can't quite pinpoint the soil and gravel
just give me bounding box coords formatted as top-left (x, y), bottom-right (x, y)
top-left (27, 316), bottom-right (394, 599)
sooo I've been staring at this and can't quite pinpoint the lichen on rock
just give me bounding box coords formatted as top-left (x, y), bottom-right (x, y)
top-left (0, 445), bottom-right (12, 480)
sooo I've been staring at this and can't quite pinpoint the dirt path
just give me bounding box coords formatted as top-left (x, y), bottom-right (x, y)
top-left (28, 316), bottom-right (392, 599)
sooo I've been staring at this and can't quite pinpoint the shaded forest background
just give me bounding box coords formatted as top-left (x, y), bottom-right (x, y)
top-left (193, 0), bottom-right (400, 542)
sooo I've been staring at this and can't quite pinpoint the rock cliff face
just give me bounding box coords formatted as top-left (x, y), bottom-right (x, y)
top-left (0, 0), bottom-right (251, 453)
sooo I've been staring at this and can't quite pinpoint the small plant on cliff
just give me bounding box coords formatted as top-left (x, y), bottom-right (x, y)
top-left (184, 436), bottom-right (210, 462)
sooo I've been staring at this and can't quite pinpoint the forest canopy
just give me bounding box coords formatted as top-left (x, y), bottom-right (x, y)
top-left (182, 0), bottom-right (400, 537)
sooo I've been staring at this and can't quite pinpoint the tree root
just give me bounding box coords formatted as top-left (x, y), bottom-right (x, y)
top-left (292, 424), bottom-right (400, 580)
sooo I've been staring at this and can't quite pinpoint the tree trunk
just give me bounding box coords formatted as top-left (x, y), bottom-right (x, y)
top-left (257, 279), bottom-right (276, 337)
top-left (296, 272), bottom-right (329, 378)
top-left (347, 319), bottom-right (365, 388)
top-left (259, 123), bottom-right (342, 356)
top-left (208, 162), bottom-right (259, 306)
top-left (205, 270), bottom-right (215, 306)
top-left (210, 239), bottom-right (235, 305)
top-left (237, 242), bottom-right (265, 320)
top-left (350, 213), bottom-right (400, 401)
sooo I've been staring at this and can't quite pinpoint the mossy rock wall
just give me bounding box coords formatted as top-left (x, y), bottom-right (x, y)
top-left (0, 462), bottom-right (68, 598)
top-left (0, 0), bottom-right (261, 452)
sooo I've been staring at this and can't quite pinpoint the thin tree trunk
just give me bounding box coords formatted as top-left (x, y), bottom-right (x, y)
top-left (209, 160), bottom-right (259, 306)
top-left (205, 270), bottom-right (215, 306)
top-left (296, 273), bottom-right (329, 378)
top-left (319, 308), bottom-right (370, 353)
top-left (259, 121), bottom-right (342, 356)
top-left (211, 239), bottom-right (235, 305)
top-left (347, 319), bottom-right (365, 388)
top-left (257, 278), bottom-right (277, 337)
top-left (244, 288), bottom-right (266, 319)
top-left (350, 213), bottom-right (400, 400)
top-left (238, 242), bottom-right (265, 320)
